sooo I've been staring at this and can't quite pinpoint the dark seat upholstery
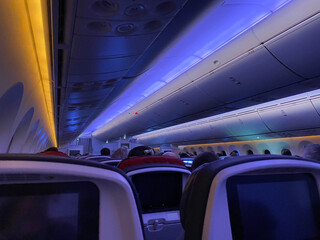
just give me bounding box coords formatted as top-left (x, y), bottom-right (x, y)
top-left (118, 155), bottom-right (185, 170)
top-left (121, 156), bottom-right (190, 240)
top-left (180, 155), bottom-right (320, 240)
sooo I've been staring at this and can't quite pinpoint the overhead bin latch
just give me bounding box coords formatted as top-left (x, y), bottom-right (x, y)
top-left (146, 218), bottom-right (166, 232)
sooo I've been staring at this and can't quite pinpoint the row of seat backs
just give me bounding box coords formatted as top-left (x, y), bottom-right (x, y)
top-left (1, 154), bottom-right (190, 240)
top-left (120, 156), bottom-right (191, 240)
top-left (4, 154), bottom-right (319, 239)
top-left (180, 154), bottom-right (320, 240)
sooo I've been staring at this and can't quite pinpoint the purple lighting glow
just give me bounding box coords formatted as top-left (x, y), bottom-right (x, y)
top-left (80, 0), bottom-right (293, 138)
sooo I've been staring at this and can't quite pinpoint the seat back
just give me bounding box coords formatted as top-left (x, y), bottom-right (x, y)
top-left (180, 155), bottom-right (320, 240)
top-left (0, 154), bottom-right (144, 240)
top-left (122, 156), bottom-right (190, 240)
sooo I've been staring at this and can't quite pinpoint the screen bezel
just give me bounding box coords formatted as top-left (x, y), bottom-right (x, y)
top-left (0, 181), bottom-right (99, 240)
top-left (226, 173), bottom-right (320, 240)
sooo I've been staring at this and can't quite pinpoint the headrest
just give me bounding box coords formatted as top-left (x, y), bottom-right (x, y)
top-left (118, 155), bottom-right (185, 170)
top-left (38, 151), bottom-right (70, 157)
top-left (180, 155), bottom-right (320, 240)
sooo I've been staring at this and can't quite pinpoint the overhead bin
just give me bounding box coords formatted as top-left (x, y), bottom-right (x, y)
top-left (147, 84), bottom-right (222, 118)
top-left (221, 111), bottom-right (271, 136)
top-left (196, 45), bottom-right (303, 105)
top-left (137, 128), bottom-right (194, 145)
top-left (310, 93), bottom-right (320, 116)
top-left (258, 98), bottom-right (320, 132)
top-left (265, 14), bottom-right (320, 79)
top-left (187, 122), bottom-right (223, 141)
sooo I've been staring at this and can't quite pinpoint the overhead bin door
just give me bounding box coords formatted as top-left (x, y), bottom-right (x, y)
top-left (196, 45), bottom-right (303, 106)
top-left (265, 14), bottom-right (320, 79)
top-left (258, 99), bottom-right (320, 132)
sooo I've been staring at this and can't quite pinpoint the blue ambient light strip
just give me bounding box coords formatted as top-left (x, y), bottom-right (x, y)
top-left (80, 0), bottom-right (292, 137)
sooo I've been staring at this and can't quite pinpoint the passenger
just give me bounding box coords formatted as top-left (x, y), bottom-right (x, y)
top-left (281, 148), bottom-right (292, 156)
top-left (230, 150), bottom-right (239, 157)
top-left (111, 147), bottom-right (129, 159)
top-left (44, 147), bottom-right (58, 152)
top-left (162, 151), bottom-right (180, 158)
top-left (179, 152), bottom-right (190, 158)
top-left (100, 147), bottom-right (110, 156)
top-left (303, 143), bottom-right (320, 161)
top-left (128, 146), bottom-right (154, 158)
top-left (190, 151), bottom-right (218, 171)
top-left (39, 147), bottom-right (69, 157)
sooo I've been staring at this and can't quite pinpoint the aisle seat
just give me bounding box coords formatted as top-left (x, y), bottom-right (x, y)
top-left (0, 154), bottom-right (144, 240)
top-left (122, 156), bottom-right (190, 240)
top-left (180, 155), bottom-right (320, 240)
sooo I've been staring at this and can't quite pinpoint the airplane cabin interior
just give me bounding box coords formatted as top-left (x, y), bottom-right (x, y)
top-left (0, 0), bottom-right (320, 239)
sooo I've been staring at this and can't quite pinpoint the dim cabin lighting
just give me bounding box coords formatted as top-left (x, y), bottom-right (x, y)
top-left (26, 0), bottom-right (56, 146)
top-left (81, 0), bottom-right (293, 137)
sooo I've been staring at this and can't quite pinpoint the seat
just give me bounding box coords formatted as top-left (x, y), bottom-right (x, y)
top-left (120, 156), bottom-right (191, 240)
top-left (118, 155), bottom-right (185, 170)
top-left (180, 154), bottom-right (320, 240)
top-left (0, 154), bottom-right (144, 240)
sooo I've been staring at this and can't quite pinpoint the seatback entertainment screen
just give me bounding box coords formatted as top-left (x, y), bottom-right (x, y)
top-left (227, 174), bottom-right (320, 240)
top-left (0, 182), bottom-right (99, 240)
top-left (132, 171), bottom-right (182, 213)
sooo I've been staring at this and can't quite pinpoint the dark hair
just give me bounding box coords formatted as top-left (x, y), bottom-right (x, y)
top-left (281, 148), bottom-right (292, 156)
top-left (230, 150), bottom-right (239, 156)
top-left (100, 147), bottom-right (110, 156)
top-left (111, 147), bottom-right (129, 159)
top-left (179, 152), bottom-right (190, 158)
top-left (303, 144), bottom-right (320, 161)
top-left (44, 147), bottom-right (58, 152)
top-left (191, 151), bottom-right (218, 171)
top-left (128, 146), bottom-right (154, 158)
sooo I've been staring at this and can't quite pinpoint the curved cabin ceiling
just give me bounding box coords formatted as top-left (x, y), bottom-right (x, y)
top-left (53, 0), bottom-right (216, 146)
top-left (53, 0), bottom-right (320, 146)
top-left (90, 0), bottom-right (320, 142)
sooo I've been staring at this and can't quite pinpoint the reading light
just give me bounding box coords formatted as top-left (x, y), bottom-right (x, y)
top-left (80, 0), bottom-right (293, 138)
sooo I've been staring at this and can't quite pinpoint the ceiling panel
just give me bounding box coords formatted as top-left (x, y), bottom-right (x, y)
top-left (72, 34), bottom-right (158, 58)
top-left (68, 55), bottom-right (137, 74)
top-left (68, 70), bottom-right (127, 83)
top-left (76, 0), bottom-right (187, 19)
top-left (54, 0), bottom-right (191, 145)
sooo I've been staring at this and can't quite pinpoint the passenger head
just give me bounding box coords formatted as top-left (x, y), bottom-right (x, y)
top-left (100, 147), bottom-right (110, 156)
top-left (111, 147), bottom-right (129, 160)
top-left (303, 144), bottom-right (320, 161)
top-left (179, 152), bottom-right (190, 158)
top-left (39, 147), bottom-right (69, 157)
top-left (44, 147), bottom-right (58, 152)
top-left (191, 151), bottom-right (218, 171)
top-left (162, 151), bottom-right (180, 158)
top-left (128, 146), bottom-right (154, 158)
top-left (230, 150), bottom-right (239, 157)
top-left (281, 148), bottom-right (292, 156)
